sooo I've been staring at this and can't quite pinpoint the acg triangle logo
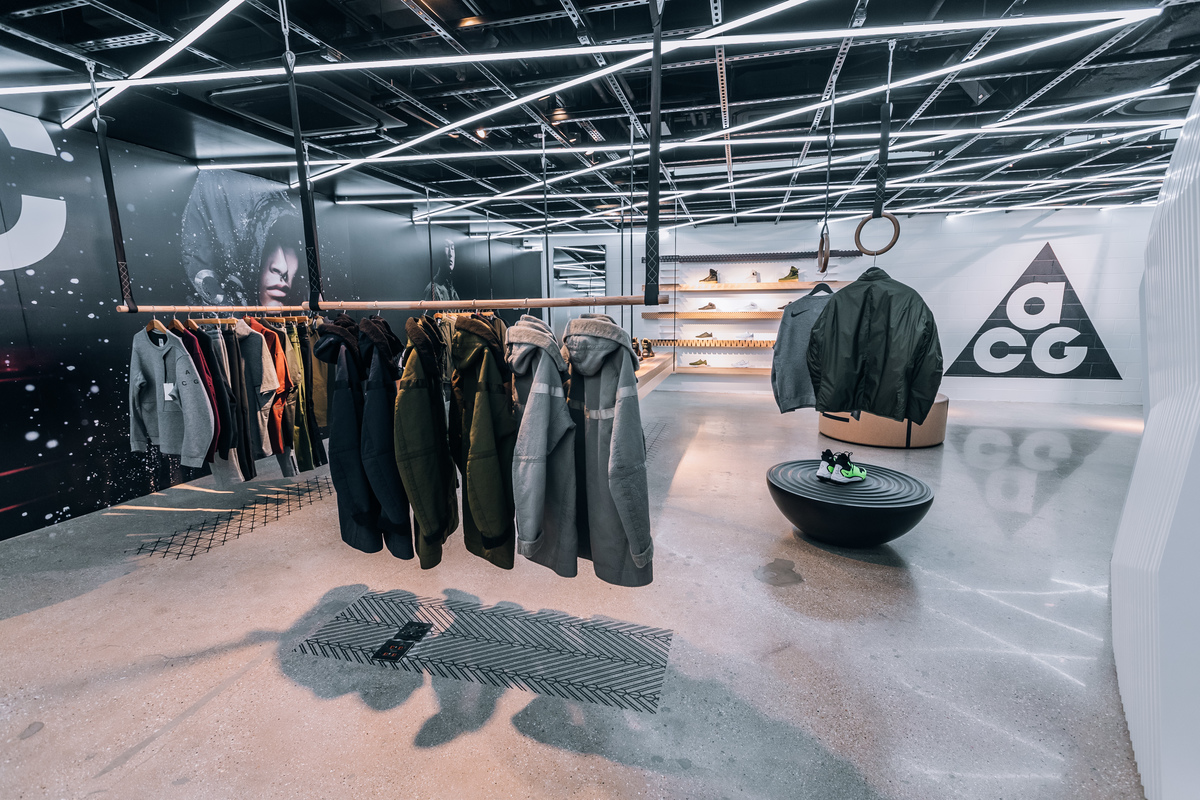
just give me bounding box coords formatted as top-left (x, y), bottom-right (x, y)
top-left (946, 243), bottom-right (1120, 380)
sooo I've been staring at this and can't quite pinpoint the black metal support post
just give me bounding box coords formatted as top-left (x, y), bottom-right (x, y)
top-left (87, 62), bottom-right (136, 313)
top-left (279, 2), bottom-right (323, 313)
top-left (643, 0), bottom-right (664, 307)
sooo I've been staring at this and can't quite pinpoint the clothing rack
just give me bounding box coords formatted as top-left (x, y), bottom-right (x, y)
top-left (115, 295), bottom-right (667, 314)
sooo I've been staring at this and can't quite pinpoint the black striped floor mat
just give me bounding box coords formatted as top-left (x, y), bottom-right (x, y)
top-left (296, 591), bottom-right (673, 713)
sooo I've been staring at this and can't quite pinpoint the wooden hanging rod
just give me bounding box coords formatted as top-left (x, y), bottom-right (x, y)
top-left (300, 294), bottom-right (669, 311)
top-left (115, 305), bottom-right (307, 313)
top-left (116, 295), bottom-right (668, 314)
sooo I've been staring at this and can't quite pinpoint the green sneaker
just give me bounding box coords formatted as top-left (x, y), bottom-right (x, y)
top-left (778, 266), bottom-right (800, 282)
top-left (829, 452), bottom-right (866, 484)
top-left (689, 359), bottom-right (708, 366)
top-left (696, 331), bottom-right (714, 338)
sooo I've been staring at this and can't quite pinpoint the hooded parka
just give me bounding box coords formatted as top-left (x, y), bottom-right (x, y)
top-left (315, 314), bottom-right (383, 553)
top-left (563, 314), bottom-right (653, 587)
top-left (394, 315), bottom-right (459, 569)
top-left (450, 316), bottom-right (518, 569)
top-left (806, 267), bottom-right (943, 424)
top-left (358, 316), bottom-right (414, 560)
top-left (507, 314), bottom-right (577, 577)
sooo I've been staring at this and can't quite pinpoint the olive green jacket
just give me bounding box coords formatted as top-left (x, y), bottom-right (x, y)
top-left (450, 317), bottom-right (518, 569)
top-left (394, 316), bottom-right (459, 569)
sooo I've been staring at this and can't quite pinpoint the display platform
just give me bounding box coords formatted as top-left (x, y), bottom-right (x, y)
top-left (818, 393), bottom-right (949, 448)
top-left (766, 460), bottom-right (934, 548)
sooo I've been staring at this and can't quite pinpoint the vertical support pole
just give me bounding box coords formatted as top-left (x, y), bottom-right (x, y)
top-left (88, 62), bottom-right (136, 313)
top-left (279, 1), bottom-right (323, 313)
top-left (643, 0), bottom-right (664, 307)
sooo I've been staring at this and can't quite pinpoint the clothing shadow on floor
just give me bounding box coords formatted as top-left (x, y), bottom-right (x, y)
top-left (511, 659), bottom-right (886, 799)
top-left (278, 585), bottom-right (505, 748)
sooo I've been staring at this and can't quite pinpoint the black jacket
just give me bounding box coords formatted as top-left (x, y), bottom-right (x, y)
top-left (358, 316), bottom-right (414, 559)
top-left (807, 267), bottom-right (943, 424)
top-left (315, 314), bottom-right (383, 553)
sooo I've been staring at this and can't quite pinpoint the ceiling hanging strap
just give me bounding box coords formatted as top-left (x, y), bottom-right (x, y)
top-left (817, 87), bottom-right (836, 274)
top-left (643, 0), bottom-right (665, 307)
top-left (89, 61), bottom-right (137, 314)
top-left (872, 39), bottom-right (896, 220)
top-left (278, 0), bottom-right (323, 314)
top-left (857, 39), bottom-right (901, 257)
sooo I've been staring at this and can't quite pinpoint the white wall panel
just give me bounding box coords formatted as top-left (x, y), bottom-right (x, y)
top-left (549, 204), bottom-right (1152, 404)
top-left (1111, 87), bottom-right (1200, 800)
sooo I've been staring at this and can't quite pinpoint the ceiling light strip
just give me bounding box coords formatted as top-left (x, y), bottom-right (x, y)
top-left (61, 0), bottom-right (247, 129)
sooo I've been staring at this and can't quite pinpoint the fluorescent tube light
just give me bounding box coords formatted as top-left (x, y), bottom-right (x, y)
top-left (62, 0), bottom-right (246, 129)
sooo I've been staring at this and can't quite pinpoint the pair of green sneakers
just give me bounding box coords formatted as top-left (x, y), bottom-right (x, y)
top-left (817, 449), bottom-right (867, 484)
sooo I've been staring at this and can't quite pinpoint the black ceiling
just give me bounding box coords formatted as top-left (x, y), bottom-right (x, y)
top-left (2, 0), bottom-right (1199, 232)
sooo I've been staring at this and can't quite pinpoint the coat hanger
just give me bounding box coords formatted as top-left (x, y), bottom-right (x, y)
top-left (145, 315), bottom-right (169, 334)
top-left (807, 282), bottom-right (834, 296)
top-left (184, 311), bottom-right (200, 331)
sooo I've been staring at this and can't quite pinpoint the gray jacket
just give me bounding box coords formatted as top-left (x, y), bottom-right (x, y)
top-left (772, 288), bottom-right (833, 413)
top-left (129, 328), bottom-right (215, 468)
top-left (234, 319), bottom-right (278, 458)
top-left (564, 314), bottom-right (653, 587)
top-left (508, 315), bottom-right (577, 578)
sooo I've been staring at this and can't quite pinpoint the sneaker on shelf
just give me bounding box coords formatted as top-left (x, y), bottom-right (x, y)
top-left (731, 359), bottom-right (751, 368)
top-left (699, 269), bottom-right (720, 283)
top-left (736, 332), bottom-right (755, 340)
top-left (688, 359), bottom-right (709, 366)
top-left (698, 302), bottom-right (718, 311)
top-left (778, 304), bottom-right (789, 310)
top-left (632, 339), bottom-right (642, 358)
top-left (778, 266), bottom-right (800, 282)
top-left (641, 338), bottom-right (655, 358)
top-left (750, 270), bottom-right (762, 283)
top-left (739, 302), bottom-right (761, 312)
top-left (696, 331), bottom-right (714, 339)
top-left (829, 452), bottom-right (867, 484)
top-left (815, 449), bottom-right (837, 481)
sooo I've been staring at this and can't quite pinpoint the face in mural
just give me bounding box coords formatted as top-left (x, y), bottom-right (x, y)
top-left (258, 222), bottom-right (301, 306)
top-left (425, 238), bottom-right (460, 302)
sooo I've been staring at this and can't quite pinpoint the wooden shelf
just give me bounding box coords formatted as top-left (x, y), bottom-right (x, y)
top-left (651, 281), bottom-right (846, 293)
top-left (651, 339), bottom-right (775, 349)
top-left (643, 311), bottom-right (783, 320)
top-left (674, 367), bottom-right (771, 376)
top-left (634, 354), bottom-right (673, 398)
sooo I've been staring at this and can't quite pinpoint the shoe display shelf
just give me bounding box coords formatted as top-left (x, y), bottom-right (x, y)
top-left (649, 338), bottom-right (775, 349)
top-left (643, 311), bottom-right (783, 320)
top-left (643, 251), bottom-right (857, 376)
top-left (675, 366), bottom-right (772, 376)
top-left (651, 281), bottom-right (849, 292)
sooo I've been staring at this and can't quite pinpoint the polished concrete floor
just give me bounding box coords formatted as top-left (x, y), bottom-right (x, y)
top-left (0, 393), bottom-right (1145, 799)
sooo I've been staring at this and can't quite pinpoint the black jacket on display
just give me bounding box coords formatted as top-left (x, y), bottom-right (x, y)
top-left (807, 267), bottom-right (943, 424)
top-left (315, 314), bottom-right (383, 553)
top-left (220, 328), bottom-right (257, 481)
top-left (296, 324), bottom-right (328, 468)
top-left (194, 329), bottom-right (236, 460)
top-left (358, 317), bottom-right (414, 559)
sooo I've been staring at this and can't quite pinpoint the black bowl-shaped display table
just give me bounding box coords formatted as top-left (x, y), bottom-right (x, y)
top-left (766, 460), bottom-right (934, 548)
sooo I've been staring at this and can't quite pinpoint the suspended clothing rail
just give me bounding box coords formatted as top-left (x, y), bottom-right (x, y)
top-left (116, 305), bottom-right (307, 314)
top-left (300, 294), bottom-right (669, 312)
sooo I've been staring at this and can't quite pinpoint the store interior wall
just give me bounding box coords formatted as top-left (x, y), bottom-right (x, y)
top-left (549, 206), bottom-right (1151, 403)
top-left (0, 108), bottom-right (539, 541)
top-left (1111, 88), bottom-right (1200, 800)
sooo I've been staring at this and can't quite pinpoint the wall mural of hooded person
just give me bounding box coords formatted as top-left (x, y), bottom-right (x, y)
top-left (182, 171), bottom-right (305, 307)
top-left (424, 239), bottom-right (461, 302)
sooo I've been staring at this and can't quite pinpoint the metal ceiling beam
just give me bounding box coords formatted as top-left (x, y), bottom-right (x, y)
top-left (557, 0), bottom-right (646, 139)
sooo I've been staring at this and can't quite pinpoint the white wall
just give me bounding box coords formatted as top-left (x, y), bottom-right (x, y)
top-left (1111, 87), bottom-right (1200, 800)
top-left (548, 205), bottom-right (1151, 404)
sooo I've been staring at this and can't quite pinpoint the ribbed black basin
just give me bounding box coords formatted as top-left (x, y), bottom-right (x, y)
top-left (766, 460), bottom-right (934, 548)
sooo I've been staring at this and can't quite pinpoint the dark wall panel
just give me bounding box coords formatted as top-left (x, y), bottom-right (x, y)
top-left (0, 109), bottom-right (538, 540)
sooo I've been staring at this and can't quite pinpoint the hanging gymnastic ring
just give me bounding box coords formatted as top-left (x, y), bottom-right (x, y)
top-left (854, 211), bottom-right (900, 256)
top-left (817, 230), bottom-right (831, 273)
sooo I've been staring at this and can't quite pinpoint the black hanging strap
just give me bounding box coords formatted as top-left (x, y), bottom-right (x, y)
top-left (643, 0), bottom-right (664, 307)
top-left (279, 0), bottom-right (323, 313)
top-left (872, 40), bottom-right (896, 220)
top-left (89, 62), bottom-right (136, 313)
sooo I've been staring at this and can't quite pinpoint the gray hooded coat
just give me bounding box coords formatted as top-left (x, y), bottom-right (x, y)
top-left (563, 314), bottom-right (653, 587)
top-left (507, 315), bottom-right (577, 578)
